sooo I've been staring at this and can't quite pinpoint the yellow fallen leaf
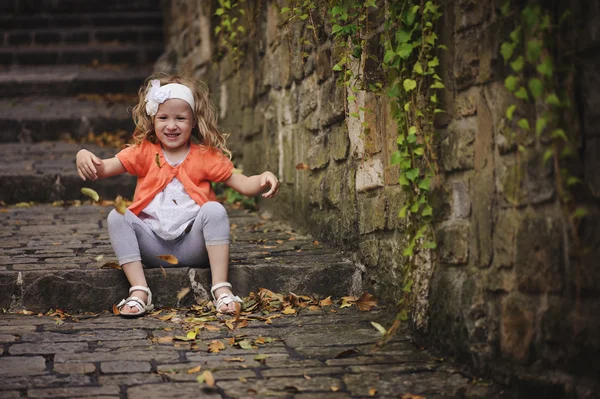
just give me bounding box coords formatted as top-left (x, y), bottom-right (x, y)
top-left (81, 187), bottom-right (100, 202)
top-left (100, 262), bottom-right (121, 270)
top-left (186, 330), bottom-right (197, 340)
top-left (295, 163), bottom-right (310, 170)
top-left (112, 304), bottom-right (120, 315)
top-left (282, 306), bottom-right (296, 315)
top-left (401, 394), bottom-right (426, 399)
top-left (369, 388), bottom-right (377, 396)
top-left (356, 292), bottom-right (378, 311)
top-left (197, 370), bottom-right (215, 387)
top-left (114, 195), bottom-right (127, 215)
top-left (204, 324), bottom-right (221, 332)
top-left (156, 336), bottom-right (173, 344)
top-left (224, 357), bottom-right (245, 362)
top-left (304, 374), bottom-right (311, 380)
top-left (239, 377), bottom-right (247, 383)
top-left (330, 386), bottom-right (340, 392)
top-left (371, 321), bottom-right (387, 335)
top-left (14, 202), bottom-right (31, 208)
top-left (308, 305), bottom-right (320, 311)
top-left (160, 266), bottom-right (167, 279)
top-left (187, 365), bottom-right (202, 374)
top-left (177, 287), bottom-right (190, 301)
top-left (157, 254), bottom-right (178, 265)
top-left (319, 296), bottom-right (333, 307)
top-left (340, 296), bottom-right (356, 308)
top-left (208, 340), bottom-right (225, 353)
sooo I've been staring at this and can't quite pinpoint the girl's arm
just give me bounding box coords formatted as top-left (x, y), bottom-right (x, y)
top-left (76, 149), bottom-right (126, 181)
top-left (224, 171), bottom-right (279, 198)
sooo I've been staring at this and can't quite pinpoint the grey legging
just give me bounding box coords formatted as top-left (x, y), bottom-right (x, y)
top-left (106, 201), bottom-right (230, 268)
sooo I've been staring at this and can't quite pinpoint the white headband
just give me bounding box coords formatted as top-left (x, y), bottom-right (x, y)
top-left (144, 79), bottom-right (195, 116)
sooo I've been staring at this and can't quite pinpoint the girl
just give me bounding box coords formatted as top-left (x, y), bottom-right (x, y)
top-left (75, 73), bottom-right (279, 318)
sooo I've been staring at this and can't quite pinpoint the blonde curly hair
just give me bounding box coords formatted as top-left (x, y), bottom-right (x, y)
top-left (130, 72), bottom-right (231, 158)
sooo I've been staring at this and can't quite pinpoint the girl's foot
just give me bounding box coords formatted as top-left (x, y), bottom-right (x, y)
top-left (210, 282), bottom-right (243, 314)
top-left (120, 290), bottom-right (148, 314)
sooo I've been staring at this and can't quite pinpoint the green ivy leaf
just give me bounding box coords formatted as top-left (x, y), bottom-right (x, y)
top-left (515, 86), bottom-right (529, 100)
top-left (421, 205), bottom-right (433, 217)
top-left (572, 207), bottom-right (588, 218)
top-left (567, 176), bottom-right (583, 187)
top-left (501, 0), bottom-right (511, 16)
top-left (332, 63), bottom-right (343, 71)
top-left (403, 279), bottom-right (414, 293)
top-left (384, 49), bottom-right (396, 63)
top-left (431, 93), bottom-right (437, 103)
top-left (403, 79), bottom-right (417, 92)
top-left (399, 173), bottom-right (410, 186)
top-left (526, 39), bottom-right (542, 62)
top-left (418, 177), bottom-right (431, 191)
top-left (506, 104), bottom-right (517, 121)
top-left (406, 168), bottom-right (420, 181)
top-left (404, 102), bottom-right (411, 111)
top-left (510, 56), bottom-right (524, 73)
top-left (517, 118), bottom-right (530, 131)
top-left (430, 81), bottom-right (445, 89)
top-left (551, 129), bottom-right (568, 141)
top-left (537, 57), bottom-right (553, 78)
top-left (543, 148), bottom-right (554, 164)
top-left (546, 93), bottom-right (560, 106)
top-left (414, 147), bottom-right (425, 156)
top-left (407, 134), bottom-right (417, 143)
top-left (413, 62), bottom-right (424, 75)
top-left (528, 78), bottom-right (544, 99)
top-left (215, 8), bottom-right (225, 16)
top-left (398, 309), bottom-right (409, 321)
top-left (332, 24), bottom-right (344, 34)
top-left (408, 126), bottom-right (418, 135)
top-left (504, 75), bottom-right (518, 92)
top-left (280, 7), bottom-right (290, 14)
top-left (428, 57), bottom-right (439, 68)
top-left (500, 42), bottom-right (515, 63)
top-left (509, 26), bottom-right (521, 44)
top-left (536, 117), bottom-right (547, 137)
top-left (390, 151), bottom-right (402, 165)
top-left (397, 42), bottom-right (413, 60)
top-left (410, 201), bottom-right (420, 213)
top-left (423, 241), bottom-right (437, 249)
top-left (399, 205), bottom-right (408, 218)
top-left (396, 29), bottom-right (411, 44)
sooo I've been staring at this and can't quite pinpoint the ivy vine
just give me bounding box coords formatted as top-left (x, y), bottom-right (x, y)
top-left (214, 0), bottom-right (248, 68)
top-left (500, 3), bottom-right (584, 267)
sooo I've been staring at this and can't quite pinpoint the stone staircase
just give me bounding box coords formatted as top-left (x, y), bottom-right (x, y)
top-left (0, 0), bottom-right (359, 312)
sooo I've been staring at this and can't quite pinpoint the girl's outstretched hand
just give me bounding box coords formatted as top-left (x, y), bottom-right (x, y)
top-left (76, 149), bottom-right (103, 181)
top-left (260, 171), bottom-right (279, 198)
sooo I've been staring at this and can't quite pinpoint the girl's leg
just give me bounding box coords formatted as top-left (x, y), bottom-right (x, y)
top-left (176, 202), bottom-right (235, 312)
top-left (107, 209), bottom-right (169, 314)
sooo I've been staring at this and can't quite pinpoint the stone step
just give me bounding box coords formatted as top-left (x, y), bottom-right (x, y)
top-left (0, 204), bottom-right (359, 313)
top-left (1, 0), bottom-right (159, 14)
top-left (0, 97), bottom-right (135, 143)
top-left (1, 26), bottom-right (163, 47)
top-left (0, 142), bottom-right (136, 204)
top-left (0, 65), bottom-right (152, 97)
top-left (0, 11), bottom-right (163, 30)
top-left (0, 43), bottom-right (163, 66)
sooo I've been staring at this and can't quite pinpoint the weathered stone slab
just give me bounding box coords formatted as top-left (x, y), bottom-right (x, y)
top-left (0, 374), bottom-right (91, 390)
top-left (27, 386), bottom-right (120, 398)
top-left (0, 356), bottom-right (46, 376)
top-left (9, 341), bottom-right (88, 354)
top-left (100, 361), bottom-right (151, 374)
top-left (53, 362), bottom-right (96, 374)
top-left (127, 382), bottom-right (221, 399)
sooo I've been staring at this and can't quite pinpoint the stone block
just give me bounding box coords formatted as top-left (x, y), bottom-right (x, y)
top-left (298, 74), bottom-right (318, 121)
top-left (579, 211), bottom-right (600, 295)
top-left (0, 272), bottom-right (17, 309)
top-left (580, 58), bottom-right (600, 136)
top-left (484, 269), bottom-right (516, 294)
top-left (347, 90), bottom-right (366, 159)
top-left (308, 131), bottom-right (329, 170)
top-left (436, 221), bottom-right (470, 265)
top-left (324, 163), bottom-right (342, 207)
top-left (358, 234), bottom-right (380, 268)
top-left (452, 180), bottom-right (471, 219)
top-left (0, 356), bottom-right (46, 376)
top-left (493, 209), bottom-right (520, 269)
top-left (308, 170), bottom-right (325, 207)
top-left (455, 0), bottom-right (491, 32)
top-left (319, 77), bottom-right (345, 127)
top-left (515, 215), bottom-right (564, 294)
top-left (455, 87), bottom-right (478, 118)
top-left (440, 117), bottom-right (475, 172)
top-left (496, 151), bottom-right (555, 207)
top-left (356, 156), bottom-right (384, 192)
top-left (453, 28), bottom-right (480, 90)
top-left (100, 361), bottom-right (151, 374)
top-left (363, 94), bottom-right (382, 156)
top-left (384, 186), bottom-right (407, 230)
top-left (329, 123), bottom-right (349, 161)
top-left (501, 293), bottom-right (537, 363)
top-left (358, 191), bottom-right (386, 234)
top-left (315, 45), bottom-right (332, 82)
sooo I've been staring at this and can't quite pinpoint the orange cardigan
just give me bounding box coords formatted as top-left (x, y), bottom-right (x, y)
top-left (116, 141), bottom-right (233, 215)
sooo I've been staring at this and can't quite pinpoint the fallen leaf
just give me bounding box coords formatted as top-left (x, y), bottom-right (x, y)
top-left (100, 262), bottom-right (121, 270)
top-left (254, 354), bottom-right (269, 363)
top-left (334, 348), bottom-right (360, 359)
top-left (197, 370), bottom-right (215, 387)
top-left (371, 321), bottom-right (387, 335)
top-left (112, 304), bottom-right (120, 315)
top-left (114, 195), bottom-right (127, 215)
top-left (340, 296), bottom-right (356, 308)
top-left (304, 374), bottom-right (311, 380)
top-left (401, 394), bottom-right (426, 399)
top-left (157, 254), bottom-right (178, 265)
top-left (204, 324), bottom-right (221, 332)
top-left (224, 357), bottom-right (245, 362)
top-left (288, 236), bottom-right (296, 241)
top-left (208, 340), bottom-right (225, 353)
top-left (81, 187), bottom-right (100, 202)
top-left (276, 240), bottom-right (284, 244)
top-left (237, 339), bottom-right (254, 350)
top-left (369, 388), bottom-right (377, 396)
top-left (94, 255), bottom-right (104, 261)
top-left (177, 287), bottom-right (191, 301)
top-left (158, 313), bottom-right (175, 321)
top-left (319, 296), bottom-right (333, 307)
top-left (186, 330), bottom-right (197, 340)
top-left (156, 336), bottom-right (173, 344)
top-left (356, 292), bottom-right (378, 311)
top-left (159, 266), bottom-right (167, 279)
top-left (313, 240), bottom-right (319, 246)
top-left (295, 163), bottom-right (310, 170)
top-left (330, 386), bottom-right (340, 392)
top-left (239, 377), bottom-right (247, 383)
top-left (187, 365), bottom-right (202, 374)
top-left (282, 306), bottom-right (296, 315)
top-left (174, 335), bottom-right (195, 342)
top-left (14, 202), bottom-right (31, 208)
top-left (308, 305), bottom-right (320, 311)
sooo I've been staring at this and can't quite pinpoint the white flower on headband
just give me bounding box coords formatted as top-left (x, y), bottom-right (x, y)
top-left (145, 80), bottom-right (171, 116)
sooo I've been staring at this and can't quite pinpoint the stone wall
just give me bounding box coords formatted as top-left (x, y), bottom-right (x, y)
top-left (160, 0), bottom-right (599, 396)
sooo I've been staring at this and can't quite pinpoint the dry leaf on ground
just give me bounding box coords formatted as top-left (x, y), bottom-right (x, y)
top-left (208, 340), bottom-right (225, 353)
top-left (177, 287), bottom-right (190, 301)
top-left (187, 365), bottom-right (202, 374)
top-left (157, 254), bottom-right (178, 265)
top-left (81, 188), bottom-right (100, 202)
top-left (356, 292), bottom-right (378, 311)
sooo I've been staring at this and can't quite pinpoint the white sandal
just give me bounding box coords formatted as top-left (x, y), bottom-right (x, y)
top-left (211, 282), bottom-right (243, 314)
top-left (116, 286), bottom-right (154, 318)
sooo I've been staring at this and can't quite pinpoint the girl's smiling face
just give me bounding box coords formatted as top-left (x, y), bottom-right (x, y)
top-left (154, 98), bottom-right (195, 158)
